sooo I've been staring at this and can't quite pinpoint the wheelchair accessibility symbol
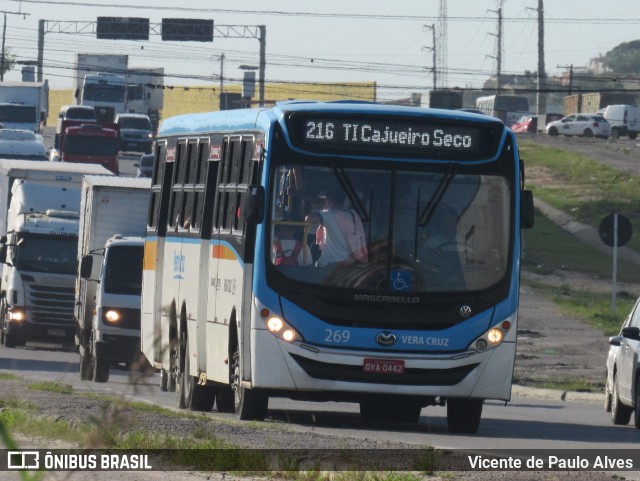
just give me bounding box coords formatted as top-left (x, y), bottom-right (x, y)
top-left (391, 270), bottom-right (413, 291)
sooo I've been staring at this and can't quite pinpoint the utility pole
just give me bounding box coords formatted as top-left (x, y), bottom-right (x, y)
top-left (423, 24), bottom-right (437, 91)
top-left (488, 8), bottom-right (503, 91)
top-left (536, 0), bottom-right (546, 116)
top-left (0, 9), bottom-right (29, 81)
top-left (1, 13), bottom-right (6, 82)
top-left (219, 53), bottom-right (225, 110)
top-left (258, 25), bottom-right (266, 107)
top-left (558, 64), bottom-right (574, 94)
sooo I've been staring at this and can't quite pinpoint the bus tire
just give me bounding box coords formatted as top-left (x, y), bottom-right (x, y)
top-left (230, 348), bottom-right (268, 420)
top-left (611, 373), bottom-right (632, 425)
top-left (160, 369), bottom-right (169, 392)
top-left (447, 398), bottom-right (483, 433)
top-left (175, 331), bottom-right (187, 409)
top-left (629, 132), bottom-right (638, 140)
top-left (181, 335), bottom-right (215, 412)
top-left (360, 397), bottom-right (422, 424)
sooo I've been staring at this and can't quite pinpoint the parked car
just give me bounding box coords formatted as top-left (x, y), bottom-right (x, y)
top-left (115, 113), bottom-right (154, 154)
top-left (136, 152), bottom-right (153, 178)
top-left (605, 296), bottom-right (640, 427)
top-left (511, 115), bottom-right (537, 133)
top-left (545, 114), bottom-right (610, 139)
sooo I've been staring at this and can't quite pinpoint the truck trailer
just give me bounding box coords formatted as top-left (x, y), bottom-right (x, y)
top-left (75, 176), bottom-right (151, 382)
top-left (0, 161), bottom-right (114, 348)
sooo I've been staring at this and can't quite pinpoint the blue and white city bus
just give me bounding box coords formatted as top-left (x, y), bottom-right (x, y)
top-left (140, 101), bottom-right (534, 433)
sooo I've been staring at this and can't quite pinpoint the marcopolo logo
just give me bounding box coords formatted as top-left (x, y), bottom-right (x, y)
top-left (375, 331), bottom-right (397, 347)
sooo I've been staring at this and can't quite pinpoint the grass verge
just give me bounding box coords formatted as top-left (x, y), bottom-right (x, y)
top-left (519, 139), bottom-right (640, 253)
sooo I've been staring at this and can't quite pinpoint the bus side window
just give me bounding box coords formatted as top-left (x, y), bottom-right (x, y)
top-left (181, 139), bottom-right (199, 231)
top-left (233, 138), bottom-right (256, 233)
top-left (168, 140), bottom-right (187, 230)
top-left (191, 138), bottom-right (209, 231)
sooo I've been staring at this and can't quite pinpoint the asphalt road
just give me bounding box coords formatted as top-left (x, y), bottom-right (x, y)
top-left (1, 340), bottom-right (638, 452)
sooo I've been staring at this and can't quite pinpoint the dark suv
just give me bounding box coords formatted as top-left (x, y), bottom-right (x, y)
top-left (115, 113), bottom-right (154, 153)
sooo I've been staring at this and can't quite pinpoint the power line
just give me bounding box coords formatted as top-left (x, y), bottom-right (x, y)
top-left (6, 0), bottom-right (640, 24)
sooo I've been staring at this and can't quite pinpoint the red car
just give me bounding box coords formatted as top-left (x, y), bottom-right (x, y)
top-left (511, 115), bottom-right (538, 133)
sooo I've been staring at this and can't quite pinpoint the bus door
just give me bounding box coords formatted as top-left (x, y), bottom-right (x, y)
top-left (142, 141), bottom-right (172, 367)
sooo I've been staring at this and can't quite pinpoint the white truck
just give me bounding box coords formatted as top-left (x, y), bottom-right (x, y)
top-left (75, 176), bottom-right (151, 383)
top-left (125, 67), bottom-right (164, 130)
top-left (73, 54), bottom-right (129, 123)
top-left (0, 81), bottom-right (49, 133)
top-left (73, 54), bottom-right (164, 127)
top-left (0, 161), bottom-right (114, 348)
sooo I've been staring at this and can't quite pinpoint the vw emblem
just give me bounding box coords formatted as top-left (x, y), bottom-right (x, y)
top-left (376, 331), bottom-right (397, 347)
top-left (459, 305), bottom-right (472, 318)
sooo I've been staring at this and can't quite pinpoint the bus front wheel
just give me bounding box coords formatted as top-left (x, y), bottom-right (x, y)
top-left (447, 398), bottom-right (483, 433)
top-left (226, 348), bottom-right (268, 420)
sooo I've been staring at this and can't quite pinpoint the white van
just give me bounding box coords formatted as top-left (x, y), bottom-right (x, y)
top-left (601, 105), bottom-right (640, 139)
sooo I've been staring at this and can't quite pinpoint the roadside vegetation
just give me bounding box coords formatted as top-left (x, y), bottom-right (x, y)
top-left (519, 140), bottom-right (640, 252)
top-left (520, 140), bottom-right (640, 334)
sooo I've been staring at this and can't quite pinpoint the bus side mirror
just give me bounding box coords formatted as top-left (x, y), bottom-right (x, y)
top-left (80, 255), bottom-right (93, 279)
top-left (245, 186), bottom-right (265, 225)
top-left (521, 190), bottom-right (534, 229)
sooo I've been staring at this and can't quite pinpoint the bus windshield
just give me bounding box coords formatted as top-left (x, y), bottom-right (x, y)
top-left (269, 164), bottom-right (511, 293)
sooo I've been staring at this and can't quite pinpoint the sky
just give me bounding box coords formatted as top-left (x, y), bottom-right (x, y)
top-left (2, 0), bottom-right (640, 101)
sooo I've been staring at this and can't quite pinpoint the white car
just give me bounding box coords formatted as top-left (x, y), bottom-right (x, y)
top-left (545, 114), bottom-right (610, 139)
top-left (605, 296), bottom-right (640, 427)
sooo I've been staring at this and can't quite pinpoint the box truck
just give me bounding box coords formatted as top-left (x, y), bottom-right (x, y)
top-left (0, 81), bottom-right (49, 132)
top-left (75, 176), bottom-right (151, 382)
top-left (0, 161), bottom-right (114, 347)
top-left (73, 54), bottom-right (164, 127)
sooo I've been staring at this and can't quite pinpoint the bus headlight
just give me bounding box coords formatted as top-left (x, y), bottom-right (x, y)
top-left (265, 315), bottom-right (301, 343)
top-left (473, 321), bottom-right (511, 352)
top-left (103, 309), bottom-right (122, 325)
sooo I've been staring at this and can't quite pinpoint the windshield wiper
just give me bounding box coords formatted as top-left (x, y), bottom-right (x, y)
top-left (331, 166), bottom-right (370, 222)
top-left (418, 162), bottom-right (459, 227)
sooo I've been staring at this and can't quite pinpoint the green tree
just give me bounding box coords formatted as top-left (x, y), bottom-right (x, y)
top-left (603, 40), bottom-right (640, 74)
top-left (0, 47), bottom-right (16, 79)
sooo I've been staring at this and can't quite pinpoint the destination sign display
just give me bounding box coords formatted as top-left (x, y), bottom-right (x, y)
top-left (288, 114), bottom-right (502, 159)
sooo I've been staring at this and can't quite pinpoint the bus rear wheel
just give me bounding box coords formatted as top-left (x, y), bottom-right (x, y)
top-left (179, 334), bottom-right (215, 412)
top-left (447, 398), bottom-right (483, 433)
